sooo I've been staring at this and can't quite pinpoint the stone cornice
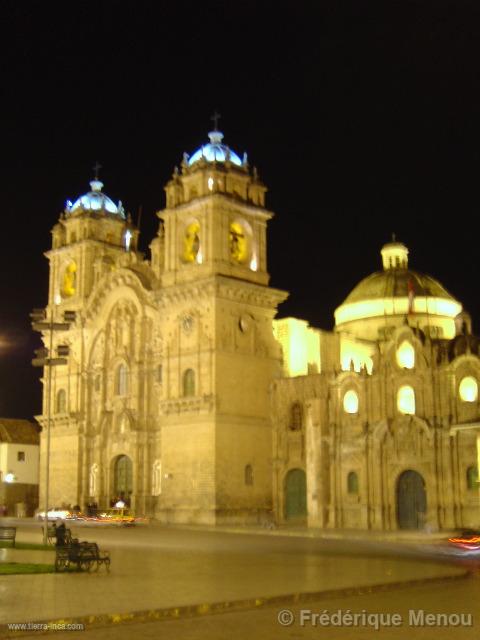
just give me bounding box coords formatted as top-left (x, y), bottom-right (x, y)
top-left (155, 274), bottom-right (288, 309)
top-left (158, 193), bottom-right (273, 222)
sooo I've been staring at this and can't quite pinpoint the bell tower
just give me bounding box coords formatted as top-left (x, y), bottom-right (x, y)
top-left (154, 125), bottom-right (288, 524)
top-left (47, 175), bottom-right (140, 311)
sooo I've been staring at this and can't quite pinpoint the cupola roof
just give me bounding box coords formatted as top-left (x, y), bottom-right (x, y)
top-left (66, 180), bottom-right (125, 218)
top-left (186, 130), bottom-right (245, 167)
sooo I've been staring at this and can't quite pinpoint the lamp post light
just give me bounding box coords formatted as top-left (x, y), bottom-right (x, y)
top-left (31, 307), bottom-right (76, 545)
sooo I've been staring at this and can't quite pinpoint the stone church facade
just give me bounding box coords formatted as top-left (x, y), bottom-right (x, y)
top-left (36, 129), bottom-right (480, 529)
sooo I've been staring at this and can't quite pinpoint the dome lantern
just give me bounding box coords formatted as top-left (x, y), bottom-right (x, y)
top-left (381, 239), bottom-right (409, 270)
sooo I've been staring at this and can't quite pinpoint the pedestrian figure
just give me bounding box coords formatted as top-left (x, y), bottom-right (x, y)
top-left (55, 519), bottom-right (68, 547)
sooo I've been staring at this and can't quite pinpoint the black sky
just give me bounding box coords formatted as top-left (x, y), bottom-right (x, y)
top-left (1, 0), bottom-right (480, 418)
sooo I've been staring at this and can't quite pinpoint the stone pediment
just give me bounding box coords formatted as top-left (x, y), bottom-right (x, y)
top-left (85, 268), bottom-right (154, 322)
top-left (375, 416), bottom-right (433, 461)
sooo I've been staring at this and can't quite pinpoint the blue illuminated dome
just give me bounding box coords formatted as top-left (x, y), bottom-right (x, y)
top-left (188, 130), bottom-right (244, 167)
top-left (67, 180), bottom-right (125, 218)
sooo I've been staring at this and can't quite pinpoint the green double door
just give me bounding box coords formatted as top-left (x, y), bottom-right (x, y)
top-left (285, 469), bottom-right (307, 520)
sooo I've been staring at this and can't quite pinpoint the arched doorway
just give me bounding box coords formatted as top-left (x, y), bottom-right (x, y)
top-left (112, 455), bottom-right (133, 505)
top-left (397, 470), bottom-right (427, 529)
top-left (285, 468), bottom-right (307, 520)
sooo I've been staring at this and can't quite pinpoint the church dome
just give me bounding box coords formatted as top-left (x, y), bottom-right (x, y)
top-left (66, 180), bottom-right (125, 218)
top-left (187, 130), bottom-right (245, 167)
top-left (334, 241), bottom-right (462, 340)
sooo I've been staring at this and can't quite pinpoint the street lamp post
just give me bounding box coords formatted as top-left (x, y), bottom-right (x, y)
top-left (31, 307), bottom-right (75, 545)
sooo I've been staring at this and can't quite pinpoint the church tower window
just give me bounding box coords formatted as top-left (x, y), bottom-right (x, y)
top-left (396, 341), bottom-right (415, 369)
top-left (56, 389), bottom-right (66, 414)
top-left (397, 385), bottom-right (415, 415)
top-left (343, 390), bottom-right (359, 414)
top-left (459, 376), bottom-right (478, 402)
top-left (245, 464), bottom-right (254, 486)
top-left (183, 369), bottom-right (195, 397)
top-left (347, 471), bottom-right (359, 494)
top-left (183, 221), bottom-right (201, 263)
top-left (115, 364), bottom-right (128, 396)
top-left (229, 221), bottom-right (250, 263)
top-left (289, 403), bottom-right (303, 430)
top-left (61, 262), bottom-right (77, 298)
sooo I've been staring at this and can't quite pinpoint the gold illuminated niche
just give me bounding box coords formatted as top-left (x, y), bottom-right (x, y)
top-left (229, 221), bottom-right (249, 263)
top-left (459, 376), bottom-right (478, 402)
top-left (396, 341), bottom-right (415, 369)
top-left (183, 221), bottom-right (201, 263)
top-left (62, 261), bottom-right (77, 298)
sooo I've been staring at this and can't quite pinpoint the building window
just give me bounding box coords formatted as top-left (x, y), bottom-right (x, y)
top-left (343, 390), bottom-right (359, 414)
top-left (245, 464), bottom-right (253, 486)
top-left (157, 364), bottom-right (163, 384)
top-left (289, 403), bottom-right (303, 431)
top-left (396, 341), bottom-right (415, 369)
top-left (94, 375), bottom-right (101, 392)
top-left (183, 369), bottom-right (195, 397)
top-left (116, 364), bottom-right (128, 396)
top-left (459, 376), bottom-right (478, 402)
top-left (467, 466), bottom-right (479, 490)
top-left (56, 389), bottom-right (66, 413)
top-left (397, 385), bottom-right (415, 415)
top-left (347, 471), bottom-right (359, 494)
top-left (183, 221), bottom-right (201, 263)
top-left (17, 451), bottom-right (25, 462)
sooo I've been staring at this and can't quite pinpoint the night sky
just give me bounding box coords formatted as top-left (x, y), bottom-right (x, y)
top-left (1, 1), bottom-right (479, 419)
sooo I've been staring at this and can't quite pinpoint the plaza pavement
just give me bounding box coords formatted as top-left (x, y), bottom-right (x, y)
top-left (0, 521), bottom-right (472, 635)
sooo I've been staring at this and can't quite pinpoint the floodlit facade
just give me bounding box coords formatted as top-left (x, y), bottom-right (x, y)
top-left (272, 241), bottom-right (480, 530)
top-left (36, 131), bottom-right (480, 529)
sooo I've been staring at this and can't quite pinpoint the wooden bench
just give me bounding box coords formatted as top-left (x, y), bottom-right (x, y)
top-left (55, 541), bottom-right (110, 572)
top-left (0, 526), bottom-right (16, 547)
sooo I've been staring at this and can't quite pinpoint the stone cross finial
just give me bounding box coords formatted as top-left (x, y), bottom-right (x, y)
top-left (93, 161), bottom-right (102, 180)
top-left (210, 111), bottom-right (221, 130)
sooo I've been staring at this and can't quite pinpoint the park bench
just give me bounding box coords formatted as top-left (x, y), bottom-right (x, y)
top-left (55, 541), bottom-right (110, 572)
top-left (0, 526), bottom-right (16, 547)
top-left (42, 525), bottom-right (72, 546)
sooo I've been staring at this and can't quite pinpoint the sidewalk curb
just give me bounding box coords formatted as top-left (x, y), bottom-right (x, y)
top-left (1, 572), bottom-right (470, 636)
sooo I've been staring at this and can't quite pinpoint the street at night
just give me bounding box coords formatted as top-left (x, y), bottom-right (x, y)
top-left (1, 521), bottom-right (479, 637)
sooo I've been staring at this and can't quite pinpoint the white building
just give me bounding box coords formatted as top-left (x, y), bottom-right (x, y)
top-left (0, 419), bottom-right (40, 516)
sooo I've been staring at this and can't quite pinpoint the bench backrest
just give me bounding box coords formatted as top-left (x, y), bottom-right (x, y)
top-left (0, 527), bottom-right (16, 538)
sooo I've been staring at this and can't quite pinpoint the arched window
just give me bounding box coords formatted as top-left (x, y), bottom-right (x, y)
top-left (116, 364), bottom-right (128, 396)
top-left (290, 403), bottom-right (303, 430)
top-left (467, 466), bottom-right (479, 490)
top-left (459, 376), bottom-right (478, 402)
top-left (183, 369), bottom-right (195, 397)
top-left (347, 471), bottom-right (359, 494)
top-left (397, 385), bottom-right (415, 415)
top-left (396, 341), bottom-right (415, 369)
top-left (56, 389), bottom-right (66, 414)
top-left (343, 390), bottom-right (359, 414)
top-left (245, 464), bottom-right (253, 486)
top-left (229, 220), bottom-right (250, 263)
top-left (183, 221), bottom-right (201, 263)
